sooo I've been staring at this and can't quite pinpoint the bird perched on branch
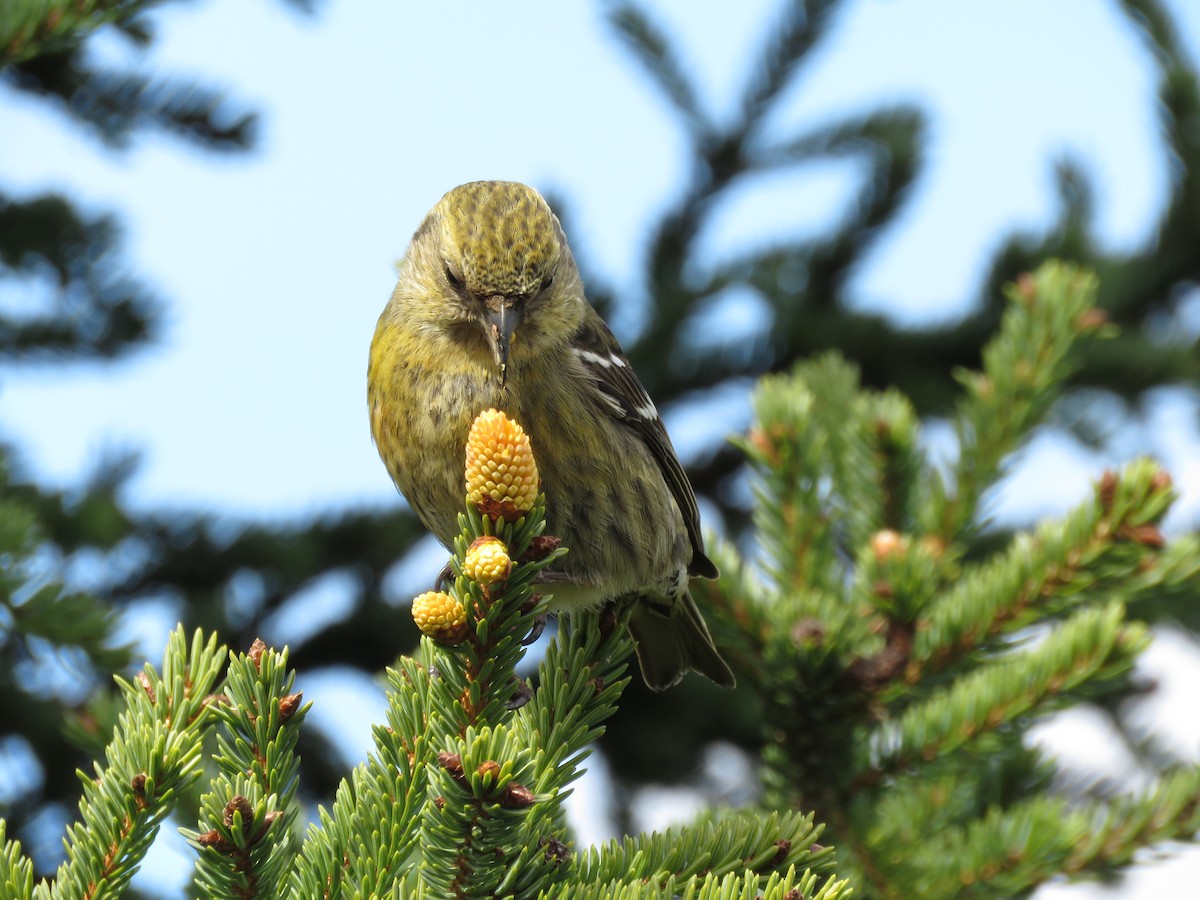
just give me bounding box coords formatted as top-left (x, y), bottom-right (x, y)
top-left (369, 180), bottom-right (734, 691)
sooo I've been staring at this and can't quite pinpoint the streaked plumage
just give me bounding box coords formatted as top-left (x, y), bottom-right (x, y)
top-left (369, 181), bottom-right (734, 690)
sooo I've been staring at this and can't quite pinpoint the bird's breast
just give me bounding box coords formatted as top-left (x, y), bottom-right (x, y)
top-left (370, 339), bottom-right (688, 596)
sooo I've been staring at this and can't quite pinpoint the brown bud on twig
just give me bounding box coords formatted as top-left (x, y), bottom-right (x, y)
top-left (196, 829), bottom-right (233, 853)
top-left (437, 751), bottom-right (467, 786)
top-left (539, 837), bottom-right (569, 864)
top-left (248, 638), bottom-right (267, 669)
top-left (501, 782), bottom-right (535, 809)
top-left (1150, 470), bottom-right (1174, 493)
top-left (279, 692), bottom-right (303, 722)
top-left (130, 772), bottom-right (147, 806)
top-left (1125, 524), bottom-right (1167, 548)
top-left (747, 426), bottom-right (780, 464)
top-left (476, 760), bottom-right (502, 785)
top-left (1015, 272), bottom-right (1037, 305)
top-left (791, 619), bottom-right (826, 648)
top-left (870, 530), bottom-right (906, 562)
top-left (224, 795), bottom-right (254, 833)
top-left (919, 535), bottom-right (946, 560)
top-left (1098, 470), bottom-right (1118, 512)
top-left (474, 495), bottom-right (525, 524)
top-left (136, 671), bottom-right (156, 704)
top-left (1076, 308), bottom-right (1109, 332)
top-left (849, 622), bottom-right (914, 693)
top-left (520, 535), bottom-right (561, 563)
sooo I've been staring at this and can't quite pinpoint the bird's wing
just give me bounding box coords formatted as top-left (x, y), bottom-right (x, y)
top-left (570, 314), bottom-right (718, 579)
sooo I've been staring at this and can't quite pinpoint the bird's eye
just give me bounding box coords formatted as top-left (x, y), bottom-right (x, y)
top-left (444, 265), bottom-right (463, 289)
top-left (542, 274), bottom-right (554, 291)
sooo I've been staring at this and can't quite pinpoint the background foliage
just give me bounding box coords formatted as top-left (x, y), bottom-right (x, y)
top-left (2, 0), bottom-right (1199, 895)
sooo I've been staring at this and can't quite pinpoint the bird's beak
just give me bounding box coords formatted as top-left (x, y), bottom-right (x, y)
top-left (483, 297), bottom-right (522, 386)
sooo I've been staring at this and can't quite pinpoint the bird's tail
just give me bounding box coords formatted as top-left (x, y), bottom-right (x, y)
top-left (629, 592), bottom-right (735, 691)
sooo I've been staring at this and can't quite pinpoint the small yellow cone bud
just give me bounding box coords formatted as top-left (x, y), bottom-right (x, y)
top-left (870, 529), bottom-right (907, 562)
top-left (463, 536), bottom-right (512, 585)
top-left (465, 409), bottom-right (539, 521)
top-left (411, 591), bottom-right (468, 644)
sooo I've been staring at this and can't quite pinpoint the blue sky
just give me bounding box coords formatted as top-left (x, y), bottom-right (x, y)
top-left (2, 0), bottom-right (1195, 517)
top-left (3, 0), bottom-right (1200, 895)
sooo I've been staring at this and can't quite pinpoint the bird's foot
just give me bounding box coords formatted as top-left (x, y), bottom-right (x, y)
top-left (522, 614), bottom-right (548, 646)
top-left (433, 560), bottom-right (454, 592)
top-left (506, 676), bottom-right (534, 710)
top-left (599, 601), bottom-right (619, 642)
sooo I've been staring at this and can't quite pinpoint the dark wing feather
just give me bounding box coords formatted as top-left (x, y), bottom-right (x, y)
top-left (572, 315), bottom-right (718, 579)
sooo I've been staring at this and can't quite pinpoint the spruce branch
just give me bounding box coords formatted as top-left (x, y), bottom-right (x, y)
top-left (913, 458), bottom-right (1175, 676)
top-left (0, 455), bottom-right (131, 671)
top-left (282, 406), bottom-right (840, 897)
top-left (183, 639), bottom-right (308, 898)
top-left (333, 657), bottom-right (438, 896)
top-left (927, 262), bottom-right (1109, 540)
top-left (420, 725), bottom-right (540, 898)
top-left (543, 864), bottom-right (850, 900)
top-left (289, 409), bottom-right (663, 899)
top-left (410, 483), bottom-right (593, 894)
top-left (1063, 767), bottom-right (1200, 876)
top-left (288, 676), bottom-right (431, 900)
top-left (877, 602), bottom-right (1147, 770)
top-left (691, 536), bottom-right (772, 682)
top-left (3, 0), bottom-right (258, 153)
top-left (39, 627), bottom-right (226, 900)
top-left (0, 0), bottom-right (146, 68)
top-left (704, 260), bottom-right (1200, 894)
top-left (0, 192), bottom-right (160, 363)
top-left (574, 810), bottom-right (832, 887)
top-left (608, 1), bottom-right (709, 136)
top-left (741, 0), bottom-right (840, 127)
top-left (740, 372), bottom-right (841, 595)
top-left (904, 766), bottom-right (1200, 896)
top-left (0, 820), bottom-right (34, 900)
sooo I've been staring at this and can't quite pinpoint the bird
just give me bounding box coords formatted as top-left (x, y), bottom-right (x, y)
top-left (368, 180), bottom-right (734, 691)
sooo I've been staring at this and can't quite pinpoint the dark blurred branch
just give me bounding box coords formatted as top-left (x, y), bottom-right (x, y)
top-left (4, 50), bottom-right (257, 150)
top-left (608, 2), bottom-right (709, 137)
top-left (0, 192), bottom-right (160, 361)
top-left (0, 0), bottom-right (148, 68)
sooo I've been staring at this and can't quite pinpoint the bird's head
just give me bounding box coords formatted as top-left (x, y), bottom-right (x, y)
top-left (397, 181), bottom-right (585, 385)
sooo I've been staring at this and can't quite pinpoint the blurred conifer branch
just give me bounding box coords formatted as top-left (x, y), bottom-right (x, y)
top-left (696, 261), bottom-right (1200, 895)
top-left (4, 262), bottom-right (1199, 897)
top-left (0, 415), bottom-right (849, 898)
top-left (3, 0), bottom-right (1200, 889)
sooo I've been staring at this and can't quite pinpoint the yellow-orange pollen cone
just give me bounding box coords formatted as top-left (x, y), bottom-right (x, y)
top-left (411, 591), bottom-right (469, 644)
top-left (463, 536), bottom-right (512, 585)
top-left (465, 409), bottom-right (539, 522)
